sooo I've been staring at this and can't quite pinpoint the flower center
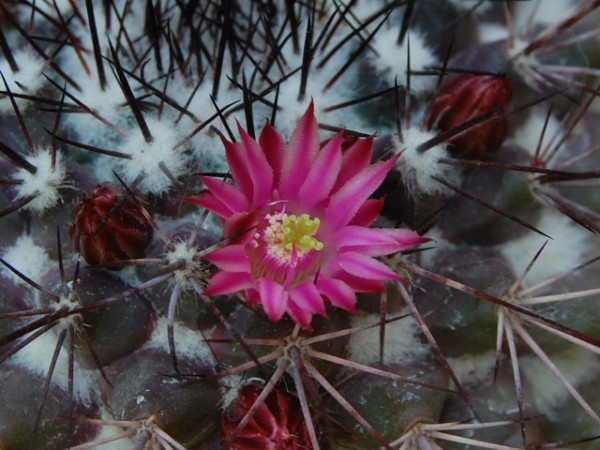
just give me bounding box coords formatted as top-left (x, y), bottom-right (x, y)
top-left (282, 213), bottom-right (324, 253)
top-left (248, 211), bottom-right (324, 285)
top-left (257, 212), bottom-right (323, 262)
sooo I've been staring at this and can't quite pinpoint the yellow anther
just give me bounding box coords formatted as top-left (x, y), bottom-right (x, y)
top-left (282, 213), bottom-right (323, 253)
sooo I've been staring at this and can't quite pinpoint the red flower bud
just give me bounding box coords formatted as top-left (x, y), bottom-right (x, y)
top-left (221, 385), bottom-right (313, 450)
top-left (70, 184), bottom-right (153, 269)
top-left (426, 74), bottom-right (512, 159)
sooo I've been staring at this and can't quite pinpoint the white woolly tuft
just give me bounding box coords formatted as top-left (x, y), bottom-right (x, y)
top-left (60, 71), bottom-right (130, 145)
top-left (348, 312), bottom-right (430, 365)
top-left (446, 0), bottom-right (493, 13)
top-left (88, 422), bottom-right (133, 450)
top-left (394, 126), bottom-right (457, 195)
top-left (477, 22), bottom-right (509, 44)
top-left (191, 131), bottom-right (228, 176)
top-left (509, 109), bottom-right (564, 158)
top-left (8, 330), bottom-right (98, 404)
top-left (1, 234), bottom-right (53, 285)
top-left (415, 226), bottom-right (450, 269)
top-left (511, 0), bottom-right (577, 29)
top-left (164, 240), bottom-right (206, 290)
top-left (12, 148), bottom-right (67, 213)
top-left (448, 351), bottom-right (497, 385)
top-left (115, 118), bottom-right (190, 195)
top-left (143, 316), bottom-right (215, 366)
top-left (13, 0), bottom-right (74, 18)
top-left (54, 0), bottom-right (148, 145)
top-left (249, 35), bottom-right (360, 139)
top-left (500, 209), bottom-right (591, 287)
top-left (507, 38), bottom-right (543, 88)
top-left (219, 374), bottom-right (247, 411)
top-left (86, 405), bottom-right (136, 450)
top-left (260, 71), bottom-right (352, 139)
top-left (521, 347), bottom-right (600, 420)
top-left (370, 27), bottom-right (438, 94)
top-left (0, 51), bottom-right (47, 112)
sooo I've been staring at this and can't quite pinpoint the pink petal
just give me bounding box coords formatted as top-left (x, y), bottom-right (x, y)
top-left (333, 136), bottom-right (374, 191)
top-left (298, 131), bottom-right (343, 207)
top-left (331, 227), bottom-right (429, 256)
top-left (326, 154), bottom-right (400, 230)
top-left (237, 123), bottom-right (274, 205)
top-left (279, 102), bottom-right (319, 198)
top-left (259, 122), bottom-right (286, 188)
top-left (185, 191), bottom-right (234, 219)
top-left (205, 271), bottom-right (253, 296)
top-left (286, 300), bottom-right (313, 329)
top-left (333, 271), bottom-right (387, 293)
top-left (329, 251), bottom-right (400, 282)
top-left (222, 209), bottom-right (262, 242)
top-left (391, 229), bottom-right (430, 249)
top-left (351, 198), bottom-right (384, 227)
top-left (257, 278), bottom-right (288, 322)
top-left (331, 226), bottom-right (396, 250)
top-left (203, 244), bottom-right (250, 272)
top-left (316, 277), bottom-right (357, 313)
top-left (223, 138), bottom-right (254, 204)
top-left (200, 176), bottom-right (248, 214)
top-left (289, 282), bottom-right (326, 316)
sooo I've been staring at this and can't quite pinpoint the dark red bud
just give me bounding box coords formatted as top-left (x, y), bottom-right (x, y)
top-left (70, 184), bottom-right (153, 270)
top-left (221, 385), bottom-right (313, 450)
top-left (426, 74), bottom-right (512, 159)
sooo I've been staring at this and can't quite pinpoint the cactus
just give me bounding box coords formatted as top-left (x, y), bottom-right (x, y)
top-left (1, 1), bottom-right (600, 449)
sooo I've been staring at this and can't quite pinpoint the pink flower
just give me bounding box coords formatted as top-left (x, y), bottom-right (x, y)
top-left (190, 103), bottom-right (427, 328)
